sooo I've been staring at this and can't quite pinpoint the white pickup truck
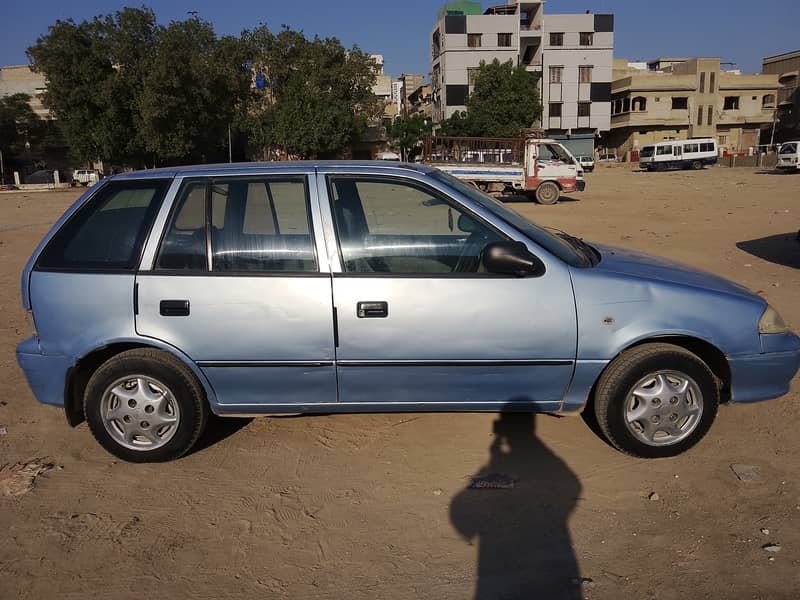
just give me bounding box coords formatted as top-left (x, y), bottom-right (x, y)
top-left (422, 135), bottom-right (585, 205)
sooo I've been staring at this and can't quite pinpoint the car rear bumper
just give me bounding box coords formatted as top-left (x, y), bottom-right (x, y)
top-left (728, 333), bottom-right (800, 403)
top-left (16, 337), bottom-right (70, 407)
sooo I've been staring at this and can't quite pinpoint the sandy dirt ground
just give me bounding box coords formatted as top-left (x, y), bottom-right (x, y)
top-left (1, 165), bottom-right (799, 600)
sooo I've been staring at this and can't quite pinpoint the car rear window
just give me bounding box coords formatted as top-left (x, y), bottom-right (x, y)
top-left (37, 179), bottom-right (170, 271)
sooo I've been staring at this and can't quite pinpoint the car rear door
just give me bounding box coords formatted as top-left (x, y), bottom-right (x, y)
top-left (135, 170), bottom-right (336, 412)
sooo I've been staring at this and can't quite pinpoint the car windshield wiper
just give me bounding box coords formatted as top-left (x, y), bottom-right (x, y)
top-left (544, 227), bottom-right (598, 265)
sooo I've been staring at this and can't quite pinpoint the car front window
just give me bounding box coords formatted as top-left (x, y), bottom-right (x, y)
top-left (430, 170), bottom-right (594, 268)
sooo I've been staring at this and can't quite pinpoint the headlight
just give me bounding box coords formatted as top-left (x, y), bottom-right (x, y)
top-left (759, 304), bottom-right (788, 334)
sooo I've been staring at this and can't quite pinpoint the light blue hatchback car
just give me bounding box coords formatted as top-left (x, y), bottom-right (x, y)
top-left (16, 162), bottom-right (800, 462)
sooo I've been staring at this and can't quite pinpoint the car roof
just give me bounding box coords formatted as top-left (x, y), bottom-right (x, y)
top-left (110, 161), bottom-right (437, 180)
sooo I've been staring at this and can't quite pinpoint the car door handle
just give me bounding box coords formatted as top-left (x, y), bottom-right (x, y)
top-left (357, 301), bottom-right (388, 318)
top-left (160, 299), bottom-right (190, 317)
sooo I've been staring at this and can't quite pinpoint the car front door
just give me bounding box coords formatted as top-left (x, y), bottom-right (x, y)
top-left (318, 168), bottom-right (577, 410)
top-left (136, 172), bottom-right (336, 411)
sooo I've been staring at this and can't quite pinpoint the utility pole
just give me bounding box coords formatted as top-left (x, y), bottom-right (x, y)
top-left (769, 107), bottom-right (778, 149)
top-left (228, 123), bottom-right (232, 163)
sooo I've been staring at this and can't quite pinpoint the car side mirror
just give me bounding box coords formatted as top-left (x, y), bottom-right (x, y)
top-left (482, 241), bottom-right (546, 277)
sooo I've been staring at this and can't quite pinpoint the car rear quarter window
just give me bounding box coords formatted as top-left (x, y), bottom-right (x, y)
top-left (37, 179), bottom-right (170, 271)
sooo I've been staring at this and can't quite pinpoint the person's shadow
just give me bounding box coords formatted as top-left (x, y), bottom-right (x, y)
top-left (450, 411), bottom-right (583, 600)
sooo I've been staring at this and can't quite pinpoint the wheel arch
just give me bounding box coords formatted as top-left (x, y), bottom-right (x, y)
top-left (582, 334), bottom-right (732, 414)
top-left (64, 339), bottom-right (217, 427)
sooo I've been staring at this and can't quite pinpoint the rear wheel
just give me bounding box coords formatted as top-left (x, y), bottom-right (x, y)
top-left (84, 349), bottom-right (208, 462)
top-left (592, 343), bottom-right (719, 458)
top-left (535, 181), bottom-right (560, 205)
top-left (691, 160), bottom-right (703, 170)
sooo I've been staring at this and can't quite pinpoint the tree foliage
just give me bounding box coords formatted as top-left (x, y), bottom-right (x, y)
top-left (28, 8), bottom-right (158, 164)
top-left (242, 25), bottom-right (382, 159)
top-left (29, 10), bottom-right (383, 164)
top-left (0, 94), bottom-right (45, 156)
top-left (439, 59), bottom-right (541, 138)
top-left (388, 114), bottom-right (432, 159)
top-left (29, 8), bottom-right (251, 165)
top-left (138, 19), bottom-right (251, 162)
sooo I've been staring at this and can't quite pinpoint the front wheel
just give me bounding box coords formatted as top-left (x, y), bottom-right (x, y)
top-left (592, 343), bottom-right (719, 458)
top-left (535, 181), bottom-right (560, 205)
top-left (84, 348), bottom-right (209, 462)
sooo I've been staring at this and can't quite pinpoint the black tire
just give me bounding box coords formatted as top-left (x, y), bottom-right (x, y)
top-left (592, 343), bottom-right (719, 458)
top-left (535, 181), bottom-right (560, 205)
top-left (84, 348), bottom-right (208, 462)
top-left (691, 161), bottom-right (703, 170)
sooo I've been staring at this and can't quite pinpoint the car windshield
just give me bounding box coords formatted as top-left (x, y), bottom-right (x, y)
top-left (430, 170), bottom-right (596, 268)
top-left (640, 146), bottom-right (655, 158)
top-left (779, 142), bottom-right (797, 154)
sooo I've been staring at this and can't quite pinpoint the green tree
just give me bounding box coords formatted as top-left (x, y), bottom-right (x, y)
top-left (0, 94), bottom-right (45, 156)
top-left (388, 114), bottom-right (432, 160)
top-left (138, 18), bottom-right (251, 162)
top-left (242, 25), bottom-right (382, 159)
top-left (439, 59), bottom-right (541, 138)
top-left (27, 8), bottom-right (159, 164)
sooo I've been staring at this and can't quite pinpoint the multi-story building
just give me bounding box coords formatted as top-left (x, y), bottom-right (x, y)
top-left (762, 50), bottom-right (799, 142)
top-left (398, 73), bottom-right (426, 116)
top-left (0, 65), bottom-right (50, 118)
top-left (604, 58), bottom-right (779, 157)
top-left (430, 1), bottom-right (613, 155)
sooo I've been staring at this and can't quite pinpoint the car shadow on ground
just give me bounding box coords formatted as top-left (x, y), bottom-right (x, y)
top-left (450, 411), bottom-right (583, 600)
top-left (736, 232), bottom-right (800, 269)
top-left (189, 414), bottom-right (254, 455)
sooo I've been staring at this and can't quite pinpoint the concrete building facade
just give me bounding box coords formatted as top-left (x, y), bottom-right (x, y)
top-left (762, 49), bottom-right (800, 142)
top-left (0, 65), bottom-right (49, 118)
top-left (604, 58), bottom-right (779, 157)
top-left (430, 1), bottom-right (613, 154)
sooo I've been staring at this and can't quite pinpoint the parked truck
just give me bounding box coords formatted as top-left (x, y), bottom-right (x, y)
top-left (421, 134), bottom-right (585, 204)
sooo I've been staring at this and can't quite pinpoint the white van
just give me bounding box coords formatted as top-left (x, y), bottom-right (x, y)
top-left (777, 141), bottom-right (800, 172)
top-left (639, 138), bottom-right (718, 171)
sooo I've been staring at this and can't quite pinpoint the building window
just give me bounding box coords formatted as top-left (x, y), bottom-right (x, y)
top-left (723, 96), bottom-right (740, 110)
top-left (762, 94), bottom-right (776, 108)
top-left (578, 102), bottom-right (591, 117)
top-left (719, 135), bottom-right (727, 145)
top-left (710, 72), bottom-right (716, 93)
top-left (549, 32), bottom-right (564, 46)
top-left (632, 96), bottom-right (647, 111)
top-left (707, 105), bottom-right (713, 125)
top-left (497, 33), bottom-right (513, 47)
top-left (699, 72), bottom-right (705, 93)
top-left (579, 65), bottom-right (593, 83)
top-left (672, 97), bottom-right (688, 110)
top-left (697, 106), bottom-right (703, 125)
top-left (549, 103), bottom-right (563, 118)
top-left (579, 32), bottom-right (593, 46)
top-left (467, 67), bottom-right (480, 85)
top-left (549, 66), bottom-right (563, 83)
top-left (623, 97), bottom-right (631, 112)
top-left (467, 34), bottom-right (482, 48)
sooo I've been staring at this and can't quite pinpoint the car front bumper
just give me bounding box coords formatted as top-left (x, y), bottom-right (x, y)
top-left (728, 333), bottom-right (800, 403)
top-left (16, 337), bottom-right (71, 407)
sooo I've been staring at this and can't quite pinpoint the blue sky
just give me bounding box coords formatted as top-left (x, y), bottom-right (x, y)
top-left (1, 0), bottom-right (796, 76)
